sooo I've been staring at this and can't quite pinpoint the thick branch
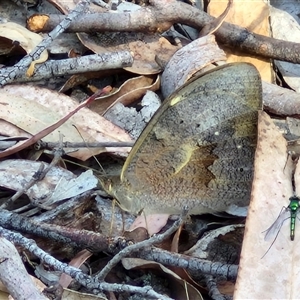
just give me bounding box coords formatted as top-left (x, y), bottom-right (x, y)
top-left (31, 0), bottom-right (300, 64)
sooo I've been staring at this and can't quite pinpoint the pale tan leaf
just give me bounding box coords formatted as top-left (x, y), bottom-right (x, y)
top-left (1, 85), bottom-right (133, 160)
top-left (129, 213), bottom-right (170, 236)
top-left (235, 111), bottom-right (299, 298)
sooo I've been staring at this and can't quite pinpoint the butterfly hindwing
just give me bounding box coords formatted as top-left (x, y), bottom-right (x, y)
top-left (111, 63), bottom-right (262, 215)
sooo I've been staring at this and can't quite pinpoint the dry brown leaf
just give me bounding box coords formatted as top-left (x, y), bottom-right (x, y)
top-left (208, 0), bottom-right (272, 82)
top-left (90, 75), bottom-right (160, 115)
top-left (235, 111), bottom-right (300, 298)
top-left (59, 250), bottom-right (92, 288)
top-left (1, 85), bottom-right (133, 160)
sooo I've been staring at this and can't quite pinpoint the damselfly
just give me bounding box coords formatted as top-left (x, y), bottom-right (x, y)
top-left (263, 196), bottom-right (300, 257)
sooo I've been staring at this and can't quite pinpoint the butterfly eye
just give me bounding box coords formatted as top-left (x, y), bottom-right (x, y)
top-left (137, 208), bottom-right (145, 215)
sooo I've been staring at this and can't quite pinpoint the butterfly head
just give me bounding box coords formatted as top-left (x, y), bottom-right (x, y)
top-left (107, 176), bottom-right (144, 215)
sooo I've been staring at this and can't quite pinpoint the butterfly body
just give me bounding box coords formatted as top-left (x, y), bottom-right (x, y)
top-left (109, 63), bottom-right (262, 215)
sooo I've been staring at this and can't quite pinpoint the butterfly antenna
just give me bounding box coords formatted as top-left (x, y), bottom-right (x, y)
top-left (109, 199), bottom-right (116, 237)
top-left (141, 209), bottom-right (151, 236)
top-left (72, 124), bottom-right (106, 175)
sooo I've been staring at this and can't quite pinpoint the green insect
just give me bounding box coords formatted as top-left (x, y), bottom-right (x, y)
top-left (264, 196), bottom-right (300, 244)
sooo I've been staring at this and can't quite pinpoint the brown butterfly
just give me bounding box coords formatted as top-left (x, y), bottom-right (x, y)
top-left (107, 63), bottom-right (262, 216)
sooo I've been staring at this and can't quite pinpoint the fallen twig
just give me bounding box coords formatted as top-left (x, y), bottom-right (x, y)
top-left (4, 52), bottom-right (133, 83)
top-left (0, 227), bottom-right (173, 300)
top-left (35, 140), bottom-right (134, 150)
top-left (31, 0), bottom-right (300, 64)
top-left (205, 275), bottom-right (226, 300)
top-left (134, 247), bottom-right (238, 281)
